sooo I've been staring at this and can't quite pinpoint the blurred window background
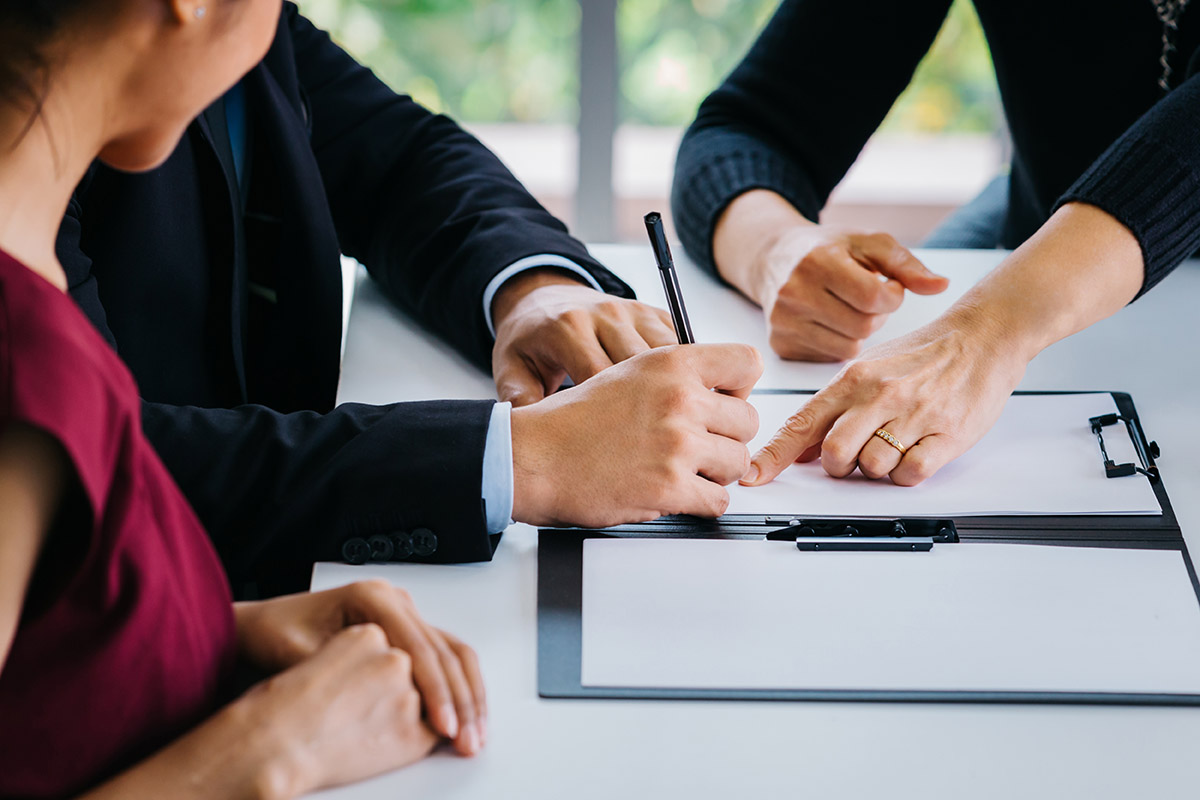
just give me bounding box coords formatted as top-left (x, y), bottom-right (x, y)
top-left (300, 0), bottom-right (1005, 244)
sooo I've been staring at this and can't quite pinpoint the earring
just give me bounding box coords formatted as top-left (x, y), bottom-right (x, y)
top-left (194, 6), bottom-right (206, 18)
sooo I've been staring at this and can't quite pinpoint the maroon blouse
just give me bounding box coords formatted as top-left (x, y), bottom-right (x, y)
top-left (0, 250), bottom-right (237, 798)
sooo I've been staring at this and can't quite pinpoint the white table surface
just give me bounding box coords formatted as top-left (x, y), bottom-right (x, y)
top-left (316, 246), bottom-right (1200, 800)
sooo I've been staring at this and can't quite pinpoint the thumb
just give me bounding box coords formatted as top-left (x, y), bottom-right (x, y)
top-left (495, 357), bottom-right (549, 408)
top-left (853, 236), bottom-right (949, 295)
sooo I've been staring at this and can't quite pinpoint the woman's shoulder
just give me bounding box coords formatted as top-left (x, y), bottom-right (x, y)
top-left (0, 250), bottom-right (139, 512)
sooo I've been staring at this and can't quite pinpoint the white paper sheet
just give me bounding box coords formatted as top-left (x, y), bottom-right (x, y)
top-left (581, 538), bottom-right (1200, 694)
top-left (728, 393), bottom-right (1161, 516)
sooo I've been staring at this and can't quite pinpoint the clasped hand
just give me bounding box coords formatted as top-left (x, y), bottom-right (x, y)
top-left (230, 581), bottom-right (485, 795)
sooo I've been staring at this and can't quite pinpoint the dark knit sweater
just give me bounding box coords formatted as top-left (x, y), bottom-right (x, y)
top-left (672, 0), bottom-right (1200, 296)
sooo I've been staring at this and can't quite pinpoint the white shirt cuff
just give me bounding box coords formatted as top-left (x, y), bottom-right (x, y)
top-left (481, 401), bottom-right (514, 534)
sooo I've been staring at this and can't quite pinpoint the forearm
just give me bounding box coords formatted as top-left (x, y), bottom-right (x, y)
top-left (947, 202), bottom-right (1144, 362)
top-left (711, 189), bottom-right (814, 305)
top-left (77, 695), bottom-right (300, 800)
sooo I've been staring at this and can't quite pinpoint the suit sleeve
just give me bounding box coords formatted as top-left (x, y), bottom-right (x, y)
top-left (60, 191), bottom-right (500, 598)
top-left (670, 0), bottom-right (953, 276)
top-left (141, 399), bottom-right (499, 594)
top-left (283, 3), bottom-right (632, 369)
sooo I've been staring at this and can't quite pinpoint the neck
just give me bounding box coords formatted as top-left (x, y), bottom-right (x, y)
top-left (0, 57), bottom-right (112, 292)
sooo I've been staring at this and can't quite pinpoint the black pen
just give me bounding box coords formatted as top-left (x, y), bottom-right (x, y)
top-left (643, 211), bottom-right (694, 344)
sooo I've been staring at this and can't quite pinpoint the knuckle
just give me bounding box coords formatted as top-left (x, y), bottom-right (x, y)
top-left (598, 299), bottom-right (624, 317)
top-left (821, 437), bottom-right (856, 467)
top-left (553, 308), bottom-right (589, 335)
top-left (769, 330), bottom-right (805, 360)
top-left (641, 344), bottom-right (678, 370)
top-left (740, 344), bottom-right (764, 376)
top-left (857, 451), bottom-right (888, 478)
top-left (781, 408), bottom-right (816, 439)
top-left (860, 280), bottom-right (886, 308)
top-left (349, 622), bottom-right (388, 650)
top-left (735, 446), bottom-right (752, 480)
top-left (395, 687), bottom-right (423, 719)
top-left (663, 427), bottom-right (694, 455)
top-left (380, 647), bottom-right (414, 676)
top-left (774, 283), bottom-right (812, 314)
top-left (659, 382), bottom-right (693, 415)
top-left (707, 489), bottom-right (731, 518)
top-left (743, 402), bottom-right (760, 440)
top-left (848, 314), bottom-right (876, 341)
top-left (645, 477), bottom-right (675, 513)
top-left (869, 231), bottom-right (900, 250)
top-left (837, 360), bottom-right (876, 390)
top-left (353, 578), bottom-right (392, 602)
top-left (898, 453), bottom-right (935, 484)
top-left (455, 641), bottom-right (480, 669)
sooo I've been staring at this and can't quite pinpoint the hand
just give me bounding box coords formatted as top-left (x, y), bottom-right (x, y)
top-left (757, 226), bottom-right (949, 361)
top-left (235, 581), bottom-right (485, 756)
top-left (490, 268), bottom-right (678, 406)
top-left (742, 308), bottom-right (1027, 487)
top-left (710, 189), bottom-right (948, 362)
top-left (510, 343), bottom-right (762, 527)
top-left (741, 202), bottom-right (1147, 487)
top-left (233, 624), bottom-right (440, 798)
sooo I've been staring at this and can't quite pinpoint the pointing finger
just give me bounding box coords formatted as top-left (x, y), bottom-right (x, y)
top-left (743, 391), bottom-right (845, 485)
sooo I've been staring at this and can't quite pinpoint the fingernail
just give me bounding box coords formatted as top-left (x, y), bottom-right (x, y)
top-left (740, 463), bottom-right (760, 485)
top-left (441, 704), bottom-right (459, 739)
top-left (479, 717), bottom-right (488, 746)
top-left (463, 724), bottom-right (481, 755)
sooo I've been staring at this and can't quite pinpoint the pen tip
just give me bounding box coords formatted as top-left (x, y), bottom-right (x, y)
top-left (644, 211), bottom-right (661, 225)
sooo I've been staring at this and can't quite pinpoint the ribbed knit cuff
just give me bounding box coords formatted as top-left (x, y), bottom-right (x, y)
top-left (671, 129), bottom-right (821, 279)
top-left (1055, 129), bottom-right (1200, 299)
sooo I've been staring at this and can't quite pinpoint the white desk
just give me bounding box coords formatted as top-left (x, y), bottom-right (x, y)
top-left (316, 247), bottom-right (1200, 800)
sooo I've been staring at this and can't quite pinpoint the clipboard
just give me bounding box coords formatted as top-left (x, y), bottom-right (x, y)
top-left (537, 391), bottom-right (1200, 705)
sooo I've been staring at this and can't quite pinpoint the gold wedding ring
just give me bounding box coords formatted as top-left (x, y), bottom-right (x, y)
top-left (873, 428), bottom-right (907, 455)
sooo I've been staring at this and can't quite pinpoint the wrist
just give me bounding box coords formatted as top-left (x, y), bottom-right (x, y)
top-left (941, 299), bottom-right (1040, 377)
top-left (508, 403), bottom-right (559, 526)
top-left (947, 202), bottom-right (1143, 365)
top-left (712, 189), bottom-right (814, 306)
top-left (217, 689), bottom-right (311, 800)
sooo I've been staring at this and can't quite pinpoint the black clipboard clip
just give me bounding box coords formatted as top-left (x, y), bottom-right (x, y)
top-left (1088, 413), bottom-right (1160, 481)
top-left (765, 518), bottom-right (958, 552)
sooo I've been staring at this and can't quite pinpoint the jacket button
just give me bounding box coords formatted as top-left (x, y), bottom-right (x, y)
top-left (367, 534), bottom-right (394, 562)
top-left (341, 537), bottom-right (370, 565)
top-left (391, 531), bottom-right (414, 560)
top-left (412, 528), bottom-right (438, 557)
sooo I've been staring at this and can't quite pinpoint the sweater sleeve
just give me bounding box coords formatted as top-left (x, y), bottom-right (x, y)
top-left (1054, 72), bottom-right (1200, 298)
top-left (671, 0), bottom-right (954, 276)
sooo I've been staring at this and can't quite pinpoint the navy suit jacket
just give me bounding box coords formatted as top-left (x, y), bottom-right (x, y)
top-left (58, 4), bottom-right (631, 595)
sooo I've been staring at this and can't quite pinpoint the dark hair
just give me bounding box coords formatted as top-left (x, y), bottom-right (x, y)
top-left (0, 2), bottom-right (92, 140)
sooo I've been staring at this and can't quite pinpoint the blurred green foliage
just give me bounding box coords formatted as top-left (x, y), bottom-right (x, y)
top-left (298, 0), bottom-right (999, 133)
